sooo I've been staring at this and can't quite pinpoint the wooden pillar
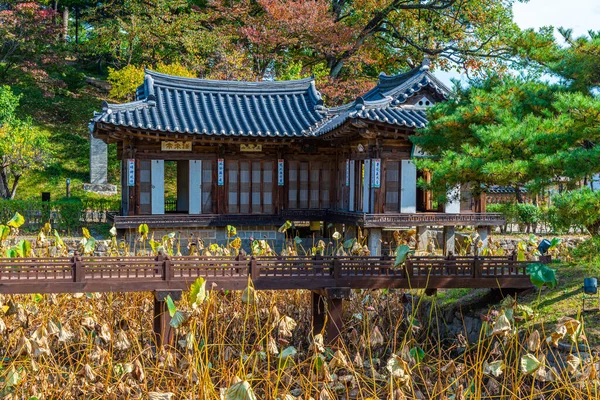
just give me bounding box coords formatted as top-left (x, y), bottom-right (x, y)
top-left (311, 288), bottom-right (350, 345)
top-left (443, 226), bottom-right (456, 256)
top-left (312, 291), bottom-right (326, 335)
top-left (153, 290), bottom-right (182, 348)
top-left (326, 297), bottom-right (344, 343)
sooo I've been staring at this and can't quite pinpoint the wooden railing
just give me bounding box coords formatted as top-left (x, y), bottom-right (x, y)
top-left (0, 253), bottom-right (540, 294)
top-left (113, 211), bottom-right (505, 229)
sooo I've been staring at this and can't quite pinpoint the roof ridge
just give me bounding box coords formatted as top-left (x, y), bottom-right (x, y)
top-left (144, 69), bottom-right (317, 89)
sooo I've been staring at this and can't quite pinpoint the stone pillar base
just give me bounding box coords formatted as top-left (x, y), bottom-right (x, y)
top-left (83, 183), bottom-right (118, 196)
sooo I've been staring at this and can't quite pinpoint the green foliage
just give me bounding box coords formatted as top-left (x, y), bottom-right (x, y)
top-left (415, 29), bottom-right (600, 205)
top-left (526, 263), bottom-right (558, 289)
top-left (189, 277), bottom-right (207, 306)
top-left (107, 63), bottom-right (196, 101)
top-left (394, 244), bottom-right (411, 268)
top-left (0, 86), bottom-right (21, 125)
top-left (570, 237), bottom-right (600, 261)
top-left (412, 76), bottom-right (561, 202)
top-left (552, 189), bottom-right (600, 236)
top-left (487, 203), bottom-right (545, 228)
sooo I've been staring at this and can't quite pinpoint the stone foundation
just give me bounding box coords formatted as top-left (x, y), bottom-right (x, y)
top-left (83, 183), bottom-right (118, 196)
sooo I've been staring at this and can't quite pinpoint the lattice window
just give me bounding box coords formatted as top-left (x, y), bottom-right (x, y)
top-left (240, 161), bottom-right (250, 213)
top-left (299, 162), bottom-right (309, 209)
top-left (228, 160), bottom-right (239, 213)
top-left (385, 161), bottom-right (400, 212)
top-left (202, 160), bottom-right (213, 214)
top-left (263, 161), bottom-right (273, 213)
top-left (139, 160), bottom-right (152, 215)
top-left (288, 161), bottom-right (298, 209)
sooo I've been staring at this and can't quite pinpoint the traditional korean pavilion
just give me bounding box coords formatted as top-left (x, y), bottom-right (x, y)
top-left (90, 59), bottom-right (502, 254)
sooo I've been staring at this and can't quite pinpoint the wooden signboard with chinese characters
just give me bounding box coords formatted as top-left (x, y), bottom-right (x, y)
top-left (161, 141), bottom-right (192, 151)
top-left (240, 144), bottom-right (262, 152)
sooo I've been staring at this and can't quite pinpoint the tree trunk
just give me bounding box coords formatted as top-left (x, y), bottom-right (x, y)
top-left (62, 7), bottom-right (69, 42)
top-left (9, 174), bottom-right (20, 200)
top-left (514, 186), bottom-right (524, 203)
top-left (0, 168), bottom-right (11, 199)
top-left (75, 7), bottom-right (79, 47)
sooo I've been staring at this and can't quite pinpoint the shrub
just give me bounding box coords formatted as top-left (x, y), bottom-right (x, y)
top-left (570, 236), bottom-right (600, 261)
top-left (552, 188), bottom-right (600, 235)
top-left (0, 197), bottom-right (119, 233)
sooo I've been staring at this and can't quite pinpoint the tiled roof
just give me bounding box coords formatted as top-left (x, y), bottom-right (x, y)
top-left (361, 59), bottom-right (451, 103)
top-left (91, 60), bottom-right (450, 138)
top-left (93, 70), bottom-right (328, 137)
top-left (487, 186), bottom-right (528, 194)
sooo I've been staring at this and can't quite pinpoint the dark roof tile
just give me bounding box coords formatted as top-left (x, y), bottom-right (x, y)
top-left (92, 61), bottom-right (449, 138)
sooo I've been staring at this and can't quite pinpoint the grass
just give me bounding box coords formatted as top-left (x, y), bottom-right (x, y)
top-left (9, 78), bottom-right (120, 203)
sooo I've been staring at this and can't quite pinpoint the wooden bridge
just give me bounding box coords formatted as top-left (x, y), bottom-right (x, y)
top-left (0, 253), bottom-right (539, 345)
top-left (0, 254), bottom-right (535, 294)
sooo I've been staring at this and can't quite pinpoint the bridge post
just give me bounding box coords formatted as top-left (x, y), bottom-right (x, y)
top-left (473, 255), bottom-right (481, 279)
top-left (333, 258), bottom-right (341, 280)
top-left (311, 288), bottom-right (351, 345)
top-left (312, 291), bottom-right (326, 334)
top-left (153, 290), bottom-right (182, 348)
top-left (72, 251), bottom-right (83, 282)
top-left (249, 256), bottom-right (259, 281)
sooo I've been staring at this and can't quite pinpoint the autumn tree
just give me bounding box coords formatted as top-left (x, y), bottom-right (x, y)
top-left (0, 3), bottom-right (61, 81)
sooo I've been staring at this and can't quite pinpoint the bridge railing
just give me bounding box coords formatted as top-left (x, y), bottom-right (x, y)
top-left (0, 253), bottom-right (543, 292)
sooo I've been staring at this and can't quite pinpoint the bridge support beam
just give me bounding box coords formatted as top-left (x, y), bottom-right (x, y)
top-left (153, 290), bottom-right (182, 348)
top-left (368, 228), bottom-right (382, 256)
top-left (443, 226), bottom-right (456, 256)
top-left (311, 288), bottom-right (351, 344)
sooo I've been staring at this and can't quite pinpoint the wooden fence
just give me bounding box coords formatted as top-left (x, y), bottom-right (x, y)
top-left (0, 254), bottom-right (538, 294)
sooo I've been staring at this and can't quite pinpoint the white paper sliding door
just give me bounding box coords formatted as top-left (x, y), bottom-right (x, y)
top-left (151, 159), bottom-right (164, 215)
top-left (400, 160), bottom-right (416, 213)
top-left (189, 160), bottom-right (202, 214)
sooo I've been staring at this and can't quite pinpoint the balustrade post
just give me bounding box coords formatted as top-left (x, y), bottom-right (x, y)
top-left (156, 252), bottom-right (172, 281)
top-left (333, 258), bottom-right (341, 280)
top-left (235, 253), bottom-right (245, 276)
top-left (72, 251), bottom-right (84, 282)
top-left (473, 256), bottom-right (481, 279)
top-left (249, 256), bottom-right (259, 281)
top-left (314, 253), bottom-right (323, 275)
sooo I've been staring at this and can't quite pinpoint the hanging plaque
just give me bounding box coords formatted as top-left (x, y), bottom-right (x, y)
top-left (372, 158), bottom-right (381, 188)
top-left (161, 141), bottom-right (192, 151)
top-left (217, 158), bottom-right (224, 186)
top-left (345, 159), bottom-right (350, 186)
top-left (278, 159), bottom-right (284, 186)
top-left (240, 144), bottom-right (262, 152)
top-left (127, 159), bottom-right (135, 186)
